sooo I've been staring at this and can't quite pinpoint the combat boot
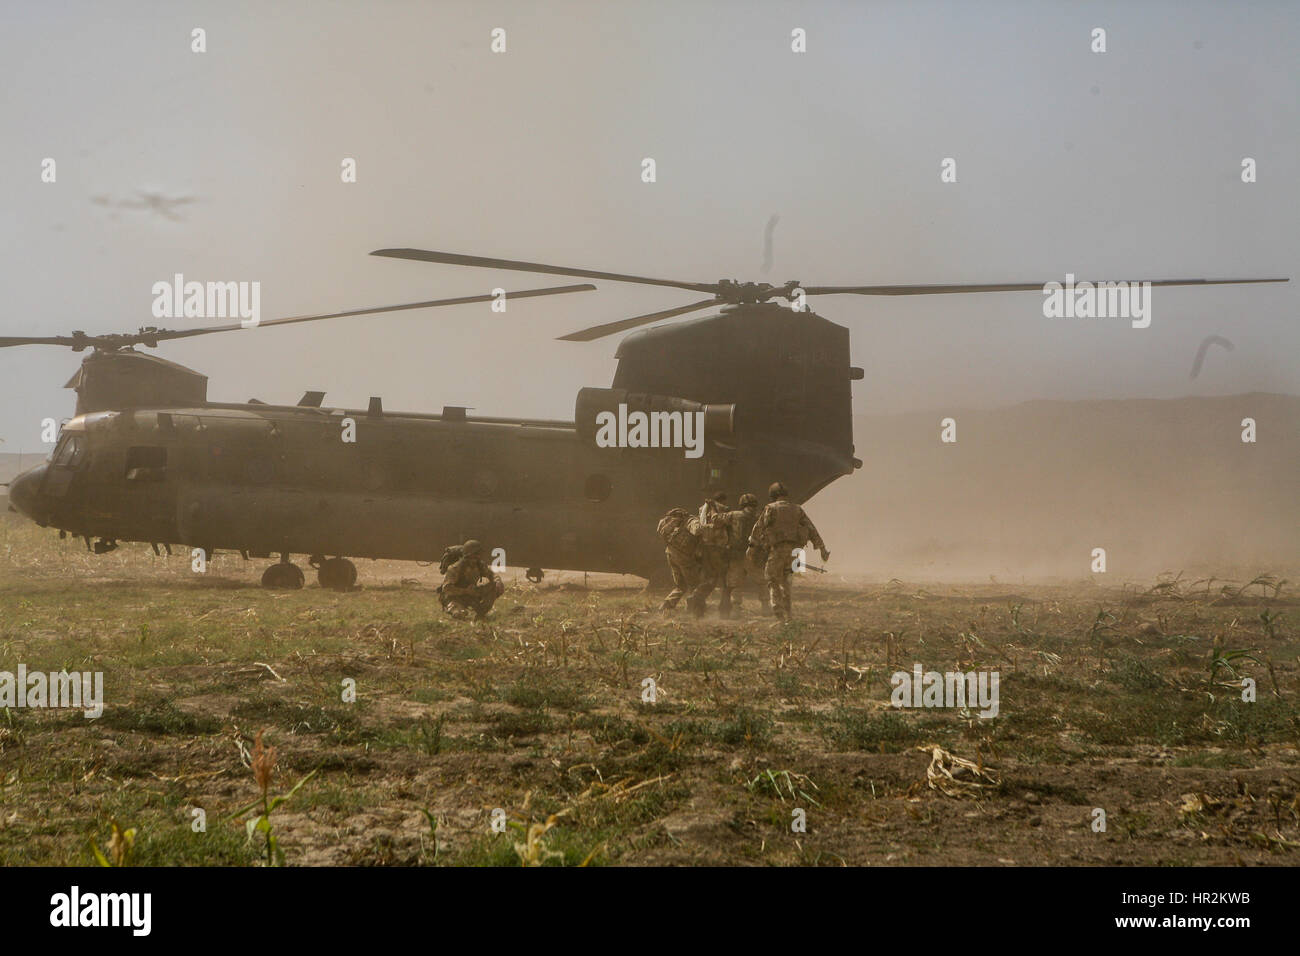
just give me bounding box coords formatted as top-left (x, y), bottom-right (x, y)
top-left (442, 602), bottom-right (472, 621)
top-left (718, 589), bottom-right (733, 619)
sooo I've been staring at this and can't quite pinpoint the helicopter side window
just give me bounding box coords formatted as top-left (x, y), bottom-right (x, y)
top-left (51, 434), bottom-right (85, 468)
top-left (125, 445), bottom-right (167, 483)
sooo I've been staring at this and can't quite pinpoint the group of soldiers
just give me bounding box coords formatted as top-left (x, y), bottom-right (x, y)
top-left (657, 481), bottom-right (828, 621)
top-left (433, 483), bottom-right (828, 623)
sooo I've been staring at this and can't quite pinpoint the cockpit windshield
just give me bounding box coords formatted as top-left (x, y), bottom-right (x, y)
top-left (51, 434), bottom-right (85, 468)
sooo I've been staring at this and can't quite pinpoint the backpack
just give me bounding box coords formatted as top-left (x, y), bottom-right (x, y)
top-left (657, 508), bottom-right (700, 555)
top-left (763, 499), bottom-right (807, 543)
top-left (438, 545), bottom-right (465, 574)
top-left (727, 508), bottom-right (758, 553)
top-left (697, 511), bottom-right (729, 548)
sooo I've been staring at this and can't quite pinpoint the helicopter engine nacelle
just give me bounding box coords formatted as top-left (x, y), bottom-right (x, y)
top-left (66, 350), bottom-right (209, 415)
top-left (575, 387), bottom-right (735, 448)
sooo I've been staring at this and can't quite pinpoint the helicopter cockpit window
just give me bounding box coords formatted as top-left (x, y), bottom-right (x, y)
top-left (125, 445), bottom-right (167, 482)
top-left (51, 434), bottom-right (85, 468)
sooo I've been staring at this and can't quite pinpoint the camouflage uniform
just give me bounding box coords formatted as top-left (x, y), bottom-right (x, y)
top-left (438, 539), bottom-right (503, 619)
top-left (689, 493), bottom-right (731, 617)
top-left (748, 483), bottom-right (828, 621)
top-left (658, 509), bottom-right (701, 611)
top-left (718, 494), bottom-right (760, 618)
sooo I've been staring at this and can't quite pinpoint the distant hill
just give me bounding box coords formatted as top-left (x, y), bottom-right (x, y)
top-left (815, 393), bottom-right (1300, 581)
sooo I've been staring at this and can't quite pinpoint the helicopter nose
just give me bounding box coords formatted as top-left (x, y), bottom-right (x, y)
top-left (7, 465), bottom-right (45, 520)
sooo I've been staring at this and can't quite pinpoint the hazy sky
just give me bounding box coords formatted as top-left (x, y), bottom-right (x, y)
top-left (1, 0), bottom-right (1295, 453)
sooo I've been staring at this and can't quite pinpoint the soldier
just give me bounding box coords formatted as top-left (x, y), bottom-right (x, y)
top-left (437, 539), bottom-right (504, 619)
top-left (748, 482), bottom-right (829, 621)
top-left (689, 492), bottom-right (731, 617)
top-left (656, 507), bottom-right (701, 611)
top-left (718, 492), bottom-right (761, 619)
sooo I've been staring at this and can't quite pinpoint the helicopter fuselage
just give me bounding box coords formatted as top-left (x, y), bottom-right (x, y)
top-left (8, 304), bottom-right (862, 584)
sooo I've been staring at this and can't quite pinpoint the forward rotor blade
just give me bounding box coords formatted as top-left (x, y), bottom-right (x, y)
top-left (147, 284), bottom-right (598, 342)
top-left (0, 335), bottom-right (91, 348)
top-left (0, 284), bottom-right (595, 350)
top-left (557, 298), bottom-right (718, 342)
top-left (802, 277), bottom-right (1289, 296)
top-left (372, 248), bottom-right (717, 295)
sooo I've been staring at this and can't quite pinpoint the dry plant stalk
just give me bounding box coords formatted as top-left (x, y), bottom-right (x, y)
top-left (917, 744), bottom-right (1001, 798)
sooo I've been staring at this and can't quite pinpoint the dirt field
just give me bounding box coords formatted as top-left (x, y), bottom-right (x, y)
top-left (1, 516), bottom-right (1297, 866)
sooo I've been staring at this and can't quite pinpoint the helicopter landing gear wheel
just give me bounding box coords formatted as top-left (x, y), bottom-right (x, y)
top-left (526, 567), bottom-right (544, 583)
top-left (318, 557), bottom-right (357, 591)
top-left (261, 561), bottom-right (305, 590)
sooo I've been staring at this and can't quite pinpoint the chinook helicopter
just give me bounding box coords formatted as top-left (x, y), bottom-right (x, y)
top-left (3, 248), bottom-right (1285, 589)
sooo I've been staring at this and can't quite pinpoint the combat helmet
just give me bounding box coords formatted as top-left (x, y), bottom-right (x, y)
top-left (768, 481), bottom-right (788, 500)
top-left (739, 493), bottom-right (758, 508)
top-left (462, 539), bottom-right (485, 557)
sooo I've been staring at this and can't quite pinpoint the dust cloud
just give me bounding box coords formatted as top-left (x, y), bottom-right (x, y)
top-left (814, 393), bottom-right (1299, 583)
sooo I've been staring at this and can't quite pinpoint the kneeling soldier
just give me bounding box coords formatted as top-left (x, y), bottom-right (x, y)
top-left (437, 539), bottom-right (503, 619)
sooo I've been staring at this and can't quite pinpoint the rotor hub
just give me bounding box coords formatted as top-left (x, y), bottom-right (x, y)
top-left (714, 279), bottom-right (801, 305)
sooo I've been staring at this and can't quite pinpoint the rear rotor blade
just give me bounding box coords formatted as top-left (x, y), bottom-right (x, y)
top-left (803, 277), bottom-right (1289, 296)
top-left (373, 248), bottom-right (717, 295)
top-left (557, 298), bottom-right (719, 342)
